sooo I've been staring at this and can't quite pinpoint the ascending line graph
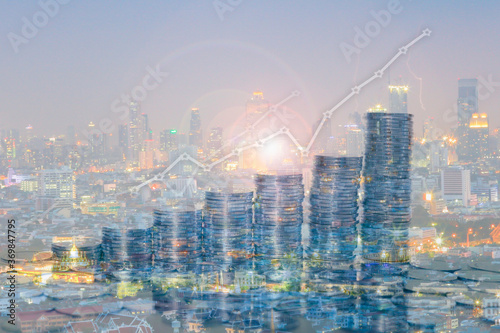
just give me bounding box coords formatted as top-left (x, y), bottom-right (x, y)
top-left (119, 29), bottom-right (431, 197)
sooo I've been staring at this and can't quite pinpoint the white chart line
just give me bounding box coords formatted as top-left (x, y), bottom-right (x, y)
top-left (120, 29), bottom-right (431, 196)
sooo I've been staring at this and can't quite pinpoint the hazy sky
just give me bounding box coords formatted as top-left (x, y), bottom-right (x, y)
top-left (1, 0), bottom-right (500, 143)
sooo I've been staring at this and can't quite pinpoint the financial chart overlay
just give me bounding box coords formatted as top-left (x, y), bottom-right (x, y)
top-left (2, 6), bottom-right (500, 332)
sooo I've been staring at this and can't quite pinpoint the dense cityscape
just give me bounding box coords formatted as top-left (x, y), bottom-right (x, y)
top-left (2, 2), bottom-right (500, 333)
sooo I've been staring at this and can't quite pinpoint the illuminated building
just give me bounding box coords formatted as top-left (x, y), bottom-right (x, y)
top-left (189, 108), bottom-right (202, 148)
top-left (127, 102), bottom-right (150, 165)
top-left (441, 166), bottom-right (471, 207)
top-left (429, 141), bottom-right (449, 172)
top-left (207, 127), bottom-right (223, 161)
top-left (36, 166), bottom-right (75, 210)
top-left (241, 91), bottom-right (269, 170)
top-left (80, 201), bottom-right (121, 216)
top-left (345, 125), bottom-right (363, 157)
top-left (160, 129), bottom-right (178, 152)
top-left (139, 139), bottom-right (154, 169)
top-left (456, 79), bottom-right (478, 161)
top-left (118, 124), bottom-right (128, 158)
top-left (389, 85), bottom-right (408, 113)
top-left (361, 108), bottom-right (413, 263)
top-left (423, 192), bottom-right (447, 215)
top-left (51, 237), bottom-right (101, 269)
top-left (423, 117), bottom-right (435, 141)
top-left (467, 113), bottom-right (489, 159)
top-left (2, 128), bottom-right (19, 161)
top-left (367, 104), bottom-right (387, 113)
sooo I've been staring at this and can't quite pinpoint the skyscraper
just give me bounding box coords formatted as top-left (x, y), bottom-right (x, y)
top-left (389, 85), bottom-right (408, 113)
top-left (441, 166), bottom-right (471, 207)
top-left (241, 91), bottom-right (269, 170)
top-left (467, 113), bottom-right (489, 159)
top-left (207, 127), bottom-right (223, 161)
top-left (456, 79), bottom-right (479, 161)
top-left (345, 125), bottom-right (363, 157)
top-left (189, 108), bottom-right (202, 148)
top-left (128, 101), bottom-right (141, 163)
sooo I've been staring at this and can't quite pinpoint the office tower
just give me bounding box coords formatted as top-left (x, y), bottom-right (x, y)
top-left (308, 156), bottom-right (362, 268)
top-left (361, 110), bottom-right (413, 263)
top-left (467, 113), bottom-right (489, 159)
top-left (160, 129), bottom-right (178, 152)
top-left (189, 108), bottom-right (202, 148)
top-left (253, 173), bottom-right (304, 274)
top-left (456, 79), bottom-right (478, 161)
top-left (241, 91), bottom-right (269, 170)
top-left (207, 127), bottom-right (223, 160)
top-left (441, 166), bottom-right (471, 207)
top-left (345, 125), bottom-right (363, 157)
top-left (2, 129), bottom-right (19, 160)
top-left (203, 191), bottom-right (253, 271)
top-left (139, 139), bottom-right (154, 169)
top-left (153, 204), bottom-right (202, 272)
top-left (118, 124), bottom-right (128, 158)
top-left (429, 141), bottom-right (449, 173)
top-left (102, 220), bottom-right (153, 280)
top-left (141, 113), bottom-right (152, 140)
top-left (423, 117), bottom-right (435, 141)
top-left (127, 101), bottom-right (143, 164)
top-left (389, 85), bottom-right (408, 113)
top-left (36, 166), bottom-right (75, 210)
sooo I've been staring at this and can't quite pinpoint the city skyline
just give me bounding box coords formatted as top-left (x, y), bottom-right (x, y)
top-left (2, 1), bottom-right (500, 138)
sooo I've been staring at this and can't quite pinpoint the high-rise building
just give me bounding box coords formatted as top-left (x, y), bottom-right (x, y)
top-left (139, 139), bottom-right (154, 169)
top-left (345, 125), bottom-right (363, 157)
top-left (456, 79), bottom-right (479, 161)
top-left (207, 127), bottom-right (223, 161)
top-left (441, 166), bottom-right (471, 207)
top-left (467, 113), bottom-right (489, 159)
top-left (389, 85), bottom-right (408, 113)
top-left (241, 91), bottom-right (269, 170)
top-left (118, 124), bottom-right (128, 158)
top-left (160, 129), bottom-right (178, 152)
top-left (36, 166), bottom-right (75, 210)
top-left (189, 108), bottom-right (202, 148)
top-left (308, 156), bottom-right (362, 268)
top-left (361, 109), bottom-right (413, 263)
top-left (429, 141), bottom-right (449, 173)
